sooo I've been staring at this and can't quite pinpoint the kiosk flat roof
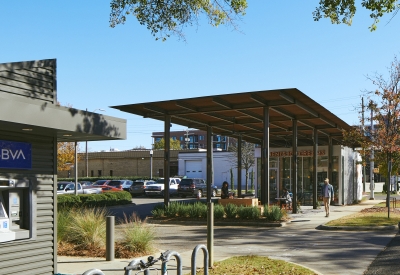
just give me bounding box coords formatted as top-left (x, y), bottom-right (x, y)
top-left (112, 88), bottom-right (351, 146)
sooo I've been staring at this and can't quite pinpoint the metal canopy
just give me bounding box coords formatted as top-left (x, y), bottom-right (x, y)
top-left (0, 96), bottom-right (127, 142)
top-left (112, 88), bottom-right (351, 146)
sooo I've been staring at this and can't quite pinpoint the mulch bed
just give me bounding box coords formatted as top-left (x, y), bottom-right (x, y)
top-left (361, 207), bottom-right (400, 214)
top-left (58, 242), bottom-right (149, 258)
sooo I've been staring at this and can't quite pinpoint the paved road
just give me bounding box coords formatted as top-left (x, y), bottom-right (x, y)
top-left (58, 198), bottom-right (399, 275)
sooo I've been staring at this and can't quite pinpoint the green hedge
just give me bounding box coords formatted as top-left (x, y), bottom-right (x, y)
top-left (57, 176), bottom-right (160, 183)
top-left (57, 191), bottom-right (132, 210)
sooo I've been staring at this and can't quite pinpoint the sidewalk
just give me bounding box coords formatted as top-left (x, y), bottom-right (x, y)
top-left (57, 199), bottom-right (398, 275)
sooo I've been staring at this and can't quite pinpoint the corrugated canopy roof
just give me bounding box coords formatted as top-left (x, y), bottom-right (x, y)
top-left (112, 88), bottom-right (351, 147)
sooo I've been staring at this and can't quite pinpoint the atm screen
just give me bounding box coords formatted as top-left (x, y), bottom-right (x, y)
top-left (0, 202), bottom-right (6, 218)
top-left (0, 180), bottom-right (9, 187)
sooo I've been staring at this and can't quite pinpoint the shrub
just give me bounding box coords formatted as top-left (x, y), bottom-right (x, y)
top-left (165, 201), bottom-right (182, 218)
top-left (188, 202), bottom-right (207, 219)
top-left (225, 203), bottom-right (238, 219)
top-left (57, 191), bottom-right (131, 210)
top-left (237, 206), bottom-right (261, 220)
top-left (116, 213), bottom-right (155, 256)
top-left (214, 204), bottom-right (225, 219)
top-left (263, 205), bottom-right (284, 221)
top-left (67, 207), bottom-right (108, 249)
top-left (151, 204), bottom-right (165, 218)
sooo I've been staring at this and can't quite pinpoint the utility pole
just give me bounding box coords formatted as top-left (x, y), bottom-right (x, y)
top-left (362, 98), bottom-right (366, 193)
top-left (370, 106), bottom-right (375, 200)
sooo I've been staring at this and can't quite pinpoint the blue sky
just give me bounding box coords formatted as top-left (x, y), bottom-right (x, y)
top-left (1, 1), bottom-right (400, 152)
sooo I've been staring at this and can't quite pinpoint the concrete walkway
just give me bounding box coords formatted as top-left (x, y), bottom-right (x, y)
top-left (57, 199), bottom-right (399, 275)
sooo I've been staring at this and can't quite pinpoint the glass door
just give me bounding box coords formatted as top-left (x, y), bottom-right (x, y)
top-left (269, 168), bottom-right (278, 201)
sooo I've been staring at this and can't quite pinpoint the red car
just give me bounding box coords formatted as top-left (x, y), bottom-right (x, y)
top-left (102, 180), bottom-right (132, 192)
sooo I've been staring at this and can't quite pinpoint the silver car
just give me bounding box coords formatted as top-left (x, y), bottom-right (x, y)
top-left (129, 180), bottom-right (155, 197)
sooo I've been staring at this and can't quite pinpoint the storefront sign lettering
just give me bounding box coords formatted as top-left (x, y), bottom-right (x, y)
top-left (0, 140), bottom-right (32, 169)
top-left (270, 150), bottom-right (326, 157)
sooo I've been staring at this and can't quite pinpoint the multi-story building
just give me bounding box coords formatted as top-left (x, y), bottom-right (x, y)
top-left (152, 129), bottom-right (232, 151)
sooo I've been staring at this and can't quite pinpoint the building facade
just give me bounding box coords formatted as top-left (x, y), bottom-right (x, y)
top-left (152, 130), bottom-right (232, 151)
top-left (59, 150), bottom-right (183, 179)
top-left (0, 59), bottom-right (126, 275)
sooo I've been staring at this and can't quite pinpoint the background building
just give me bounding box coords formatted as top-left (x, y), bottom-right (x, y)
top-left (152, 130), bottom-right (232, 151)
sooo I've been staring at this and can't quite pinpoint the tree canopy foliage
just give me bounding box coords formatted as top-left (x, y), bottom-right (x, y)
top-left (153, 138), bottom-right (182, 150)
top-left (109, 0), bottom-right (248, 41)
top-left (57, 142), bottom-right (81, 171)
top-left (342, 55), bottom-right (400, 193)
top-left (314, 0), bottom-right (400, 31)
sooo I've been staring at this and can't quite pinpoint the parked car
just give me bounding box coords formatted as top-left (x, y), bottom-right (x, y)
top-left (92, 179), bottom-right (111, 187)
top-left (57, 182), bottom-right (102, 195)
top-left (129, 180), bottom-right (155, 197)
top-left (102, 180), bottom-right (132, 192)
top-left (177, 178), bottom-right (218, 198)
top-left (145, 177), bottom-right (181, 197)
top-left (80, 181), bottom-right (93, 187)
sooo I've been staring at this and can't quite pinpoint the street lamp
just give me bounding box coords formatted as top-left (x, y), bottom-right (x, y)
top-left (150, 149), bottom-right (153, 179)
top-left (85, 108), bottom-right (105, 177)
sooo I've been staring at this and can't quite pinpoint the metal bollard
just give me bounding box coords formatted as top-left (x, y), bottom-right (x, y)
top-left (191, 244), bottom-right (209, 275)
top-left (106, 216), bottom-right (115, 261)
top-left (164, 250), bottom-right (183, 275)
top-left (82, 269), bottom-right (105, 275)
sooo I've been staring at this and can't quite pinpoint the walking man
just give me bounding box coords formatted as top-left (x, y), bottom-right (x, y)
top-left (322, 178), bottom-right (334, 217)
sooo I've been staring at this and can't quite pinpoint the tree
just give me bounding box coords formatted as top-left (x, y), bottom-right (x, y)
top-left (109, 0), bottom-right (248, 41)
top-left (57, 142), bottom-right (81, 172)
top-left (228, 141), bottom-right (255, 193)
top-left (343, 55), bottom-right (400, 217)
top-left (153, 138), bottom-right (182, 150)
top-left (313, 0), bottom-right (400, 31)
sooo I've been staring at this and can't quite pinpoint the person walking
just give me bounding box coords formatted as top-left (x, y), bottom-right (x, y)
top-left (321, 178), bottom-right (334, 217)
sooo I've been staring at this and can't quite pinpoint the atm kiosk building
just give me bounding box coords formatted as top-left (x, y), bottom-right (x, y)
top-left (0, 59), bottom-right (126, 274)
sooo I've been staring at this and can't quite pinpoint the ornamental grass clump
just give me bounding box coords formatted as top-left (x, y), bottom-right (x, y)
top-left (116, 213), bottom-right (156, 258)
top-left (67, 207), bottom-right (108, 249)
top-left (57, 209), bottom-right (71, 244)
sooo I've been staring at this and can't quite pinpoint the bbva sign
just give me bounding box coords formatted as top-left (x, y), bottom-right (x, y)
top-left (0, 140), bottom-right (32, 169)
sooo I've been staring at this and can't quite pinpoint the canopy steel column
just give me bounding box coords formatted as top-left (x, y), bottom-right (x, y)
top-left (74, 141), bottom-right (78, 196)
top-left (328, 136), bottom-right (333, 185)
top-left (164, 115), bottom-right (171, 207)
top-left (292, 120), bottom-right (298, 213)
top-left (237, 135), bottom-right (242, 198)
top-left (206, 127), bottom-right (213, 202)
top-left (206, 126), bottom-right (214, 267)
top-left (313, 128), bottom-right (318, 209)
top-left (261, 106), bottom-right (270, 206)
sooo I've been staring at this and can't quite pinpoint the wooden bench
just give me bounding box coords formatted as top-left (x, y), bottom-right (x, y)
top-left (218, 198), bottom-right (259, 207)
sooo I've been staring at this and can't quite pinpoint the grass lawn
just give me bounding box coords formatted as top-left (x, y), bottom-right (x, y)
top-left (186, 255), bottom-right (318, 275)
top-left (326, 205), bottom-right (400, 227)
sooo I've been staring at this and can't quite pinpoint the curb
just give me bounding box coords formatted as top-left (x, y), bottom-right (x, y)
top-left (316, 224), bottom-right (398, 231)
top-left (147, 218), bottom-right (286, 227)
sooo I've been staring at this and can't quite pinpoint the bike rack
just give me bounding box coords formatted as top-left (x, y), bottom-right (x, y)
top-left (163, 250), bottom-right (183, 275)
top-left (191, 244), bottom-right (209, 275)
top-left (82, 269), bottom-right (105, 275)
top-left (124, 259), bottom-right (142, 275)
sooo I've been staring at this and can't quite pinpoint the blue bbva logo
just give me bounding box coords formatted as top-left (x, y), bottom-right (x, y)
top-left (0, 140), bottom-right (32, 169)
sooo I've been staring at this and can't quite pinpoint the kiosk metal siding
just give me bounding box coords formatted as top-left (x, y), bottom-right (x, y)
top-left (0, 131), bottom-right (56, 275)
